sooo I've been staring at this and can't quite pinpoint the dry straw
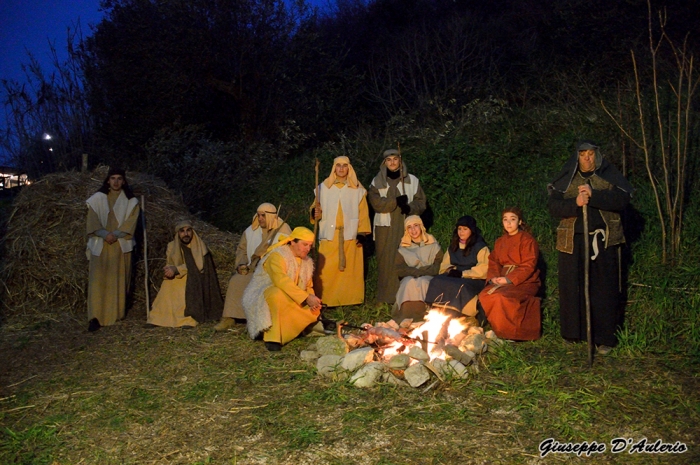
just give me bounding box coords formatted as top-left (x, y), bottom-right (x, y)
top-left (0, 166), bottom-right (238, 326)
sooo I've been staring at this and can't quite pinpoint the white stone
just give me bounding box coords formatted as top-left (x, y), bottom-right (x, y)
top-left (407, 345), bottom-right (430, 361)
top-left (388, 353), bottom-right (410, 369)
top-left (316, 336), bottom-right (348, 356)
top-left (431, 358), bottom-right (449, 376)
top-left (460, 333), bottom-right (485, 354)
top-left (316, 354), bottom-right (343, 377)
top-left (350, 362), bottom-right (385, 388)
top-left (448, 359), bottom-right (469, 378)
top-left (300, 350), bottom-right (320, 362)
top-left (342, 347), bottom-right (375, 371)
top-left (404, 363), bottom-right (431, 387)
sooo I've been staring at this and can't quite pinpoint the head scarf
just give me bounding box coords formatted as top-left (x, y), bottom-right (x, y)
top-left (372, 151), bottom-right (410, 190)
top-left (456, 215), bottom-right (481, 238)
top-left (251, 203), bottom-right (283, 230)
top-left (548, 140), bottom-right (634, 195)
top-left (400, 215), bottom-right (435, 247)
top-left (166, 220), bottom-right (208, 272)
top-left (266, 226), bottom-right (315, 255)
top-left (322, 156), bottom-right (362, 189)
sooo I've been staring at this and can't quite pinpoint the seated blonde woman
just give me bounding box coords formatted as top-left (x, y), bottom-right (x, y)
top-left (392, 215), bottom-right (443, 321)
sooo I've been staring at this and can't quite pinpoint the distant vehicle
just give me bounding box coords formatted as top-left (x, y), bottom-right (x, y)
top-left (0, 166), bottom-right (31, 192)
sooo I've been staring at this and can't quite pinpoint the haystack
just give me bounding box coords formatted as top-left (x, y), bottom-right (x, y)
top-left (0, 166), bottom-right (238, 327)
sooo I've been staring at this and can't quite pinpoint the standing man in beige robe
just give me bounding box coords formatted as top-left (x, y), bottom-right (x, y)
top-left (86, 168), bottom-right (140, 332)
top-left (215, 203), bottom-right (291, 331)
top-left (147, 220), bottom-right (224, 328)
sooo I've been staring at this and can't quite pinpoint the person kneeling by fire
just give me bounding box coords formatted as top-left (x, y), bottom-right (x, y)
top-left (242, 227), bottom-right (323, 351)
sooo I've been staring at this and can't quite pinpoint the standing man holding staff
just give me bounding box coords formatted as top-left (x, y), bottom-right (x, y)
top-left (312, 156), bottom-right (371, 307)
top-left (85, 168), bottom-right (140, 332)
top-left (548, 141), bottom-right (633, 354)
top-left (368, 148), bottom-right (427, 306)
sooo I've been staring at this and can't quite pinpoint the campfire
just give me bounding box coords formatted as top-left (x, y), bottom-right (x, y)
top-left (303, 308), bottom-right (502, 389)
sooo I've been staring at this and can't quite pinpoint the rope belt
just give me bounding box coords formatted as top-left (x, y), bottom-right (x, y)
top-left (589, 229), bottom-right (606, 261)
top-left (337, 226), bottom-right (346, 271)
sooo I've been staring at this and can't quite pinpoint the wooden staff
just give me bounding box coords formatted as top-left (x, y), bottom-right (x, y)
top-left (313, 158), bottom-right (320, 260)
top-left (397, 141), bottom-right (406, 195)
top-left (141, 195), bottom-right (151, 320)
top-left (583, 192), bottom-right (593, 368)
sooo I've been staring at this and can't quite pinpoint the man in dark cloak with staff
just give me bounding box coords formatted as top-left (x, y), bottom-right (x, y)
top-left (548, 141), bottom-right (633, 354)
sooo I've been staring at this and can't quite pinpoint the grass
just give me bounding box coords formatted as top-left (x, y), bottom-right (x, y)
top-left (1, 298), bottom-right (698, 464)
top-left (2, 112), bottom-right (699, 462)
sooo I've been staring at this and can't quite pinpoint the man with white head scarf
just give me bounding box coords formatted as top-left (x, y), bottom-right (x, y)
top-left (311, 156), bottom-right (371, 307)
top-left (242, 227), bottom-right (322, 351)
top-left (147, 220), bottom-right (224, 328)
top-left (368, 149), bottom-right (427, 306)
top-left (215, 203), bottom-right (291, 331)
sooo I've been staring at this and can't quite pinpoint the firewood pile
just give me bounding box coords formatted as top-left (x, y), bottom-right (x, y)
top-left (301, 309), bottom-right (504, 389)
top-left (0, 166), bottom-right (238, 326)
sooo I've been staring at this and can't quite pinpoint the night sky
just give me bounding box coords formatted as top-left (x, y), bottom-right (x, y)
top-left (0, 0), bottom-right (103, 85)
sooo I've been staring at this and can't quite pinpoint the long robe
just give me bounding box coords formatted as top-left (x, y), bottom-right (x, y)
top-left (548, 171), bottom-right (630, 347)
top-left (86, 190), bottom-right (139, 326)
top-left (222, 222), bottom-right (291, 319)
top-left (368, 172), bottom-right (427, 304)
top-left (148, 242), bottom-right (223, 327)
top-left (425, 243), bottom-right (489, 317)
top-left (479, 231), bottom-right (541, 341)
top-left (313, 183), bottom-right (371, 306)
top-left (262, 250), bottom-right (320, 345)
top-left (394, 240), bottom-right (442, 307)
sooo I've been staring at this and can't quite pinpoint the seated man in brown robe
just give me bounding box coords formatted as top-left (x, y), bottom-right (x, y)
top-left (147, 220), bottom-right (223, 328)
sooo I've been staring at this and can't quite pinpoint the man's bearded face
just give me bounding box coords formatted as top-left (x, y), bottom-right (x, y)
top-left (257, 211), bottom-right (268, 229)
top-left (178, 226), bottom-right (194, 244)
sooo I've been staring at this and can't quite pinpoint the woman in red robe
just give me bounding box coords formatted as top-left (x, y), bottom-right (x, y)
top-left (479, 207), bottom-right (541, 340)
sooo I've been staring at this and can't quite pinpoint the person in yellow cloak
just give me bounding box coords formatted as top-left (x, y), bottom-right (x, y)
top-left (242, 227), bottom-right (322, 351)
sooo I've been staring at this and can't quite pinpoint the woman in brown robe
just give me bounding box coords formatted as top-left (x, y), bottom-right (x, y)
top-left (479, 207), bottom-right (541, 341)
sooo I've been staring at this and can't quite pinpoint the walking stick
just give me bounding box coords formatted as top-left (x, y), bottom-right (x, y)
top-left (397, 141), bottom-right (406, 195)
top-left (141, 195), bottom-right (150, 320)
top-left (313, 158), bottom-right (320, 261)
top-left (583, 198), bottom-right (593, 368)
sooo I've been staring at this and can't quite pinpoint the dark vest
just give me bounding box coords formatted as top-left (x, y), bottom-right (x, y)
top-left (449, 238), bottom-right (487, 272)
top-left (556, 172), bottom-right (625, 254)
